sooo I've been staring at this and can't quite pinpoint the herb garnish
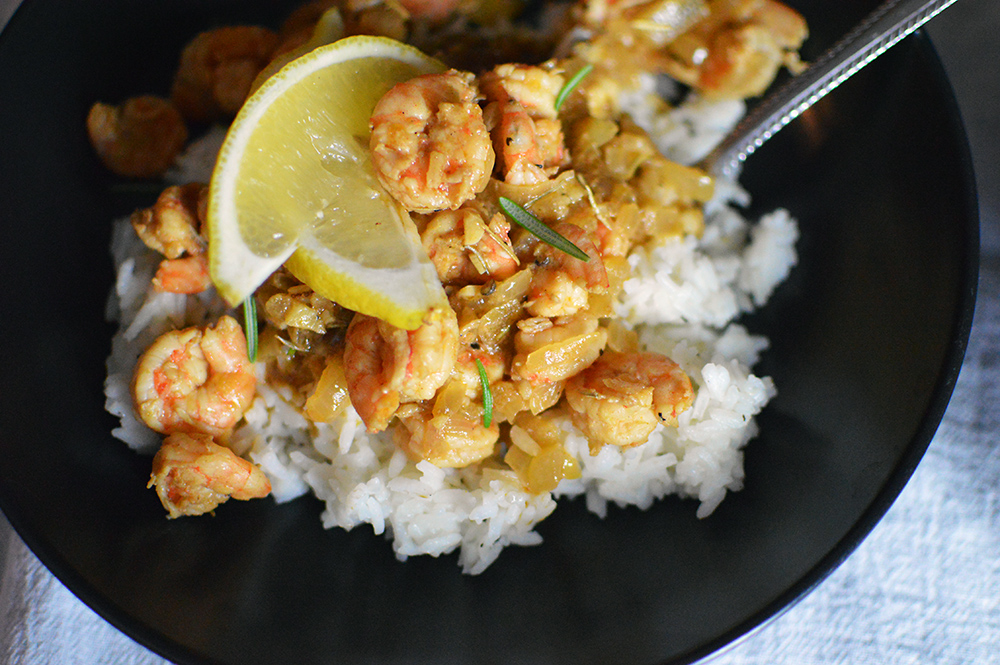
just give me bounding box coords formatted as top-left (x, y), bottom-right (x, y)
top-left (554, 63), bottom-right (594, 112)
top-left (497, 197), bottom-right (590, 261)
top-left (475, 358), bottom-right (493, 428)
top-left (242, 296), bottom-right (258, 363)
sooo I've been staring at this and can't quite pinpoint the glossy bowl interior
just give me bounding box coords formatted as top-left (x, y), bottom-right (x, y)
top-left (0, 1), bottom-right (978, 664)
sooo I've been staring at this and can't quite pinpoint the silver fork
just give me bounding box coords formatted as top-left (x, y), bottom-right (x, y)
top-left (702, 0), bottom-right (960, 180)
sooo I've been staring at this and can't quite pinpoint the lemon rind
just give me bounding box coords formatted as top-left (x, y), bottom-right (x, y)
top-left (206, 36), bottom-right (447, 320)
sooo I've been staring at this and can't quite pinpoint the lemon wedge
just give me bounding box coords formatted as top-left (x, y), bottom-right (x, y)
top-left (207, 35), bottom-right (447, 330)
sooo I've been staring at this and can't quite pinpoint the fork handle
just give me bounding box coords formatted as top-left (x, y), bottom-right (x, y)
top-left (703, 0), bottom-right (959, 180)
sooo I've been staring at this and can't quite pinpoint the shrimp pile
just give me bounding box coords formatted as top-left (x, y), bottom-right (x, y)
top-left (131, 315), bottom-right (268, 516)
top-left (351, 53), bottom-right (718, 487)
top-left (92, 0), bottom-right (806, 521)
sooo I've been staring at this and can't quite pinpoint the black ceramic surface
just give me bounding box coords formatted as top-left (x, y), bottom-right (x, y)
top-left (0, 1), bottom-right (978, 664)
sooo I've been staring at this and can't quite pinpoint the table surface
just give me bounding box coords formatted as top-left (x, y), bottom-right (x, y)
top-left (1, 1), bottom-right (998, 663)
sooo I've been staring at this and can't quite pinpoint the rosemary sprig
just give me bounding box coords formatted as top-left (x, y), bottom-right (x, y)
top-left (554, 63), bottom-right (594, 112)
top-left (242, 296), bottom-right (258, 363)
top-left (497, 197), bottom-right (590, 261)
top-left (475, 358), bottom-right (493, 428)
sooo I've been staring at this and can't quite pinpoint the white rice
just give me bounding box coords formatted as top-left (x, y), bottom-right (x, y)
top-left (618, 72), bottom-right (748, 166)
top-left (103, 93), bottom-right (799, 574)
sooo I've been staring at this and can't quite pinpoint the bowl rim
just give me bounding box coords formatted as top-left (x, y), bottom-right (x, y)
top-left (0, 6), bottom-right (981, 665)
top-left (672, 30), bottom-right (980, 665)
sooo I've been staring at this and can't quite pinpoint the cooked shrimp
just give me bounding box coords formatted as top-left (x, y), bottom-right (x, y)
top-left (86, 96), bottom-right (188, 179)
top-left (397, 0), bottom-right (467, 21)
top-left (714, 0), bottom-right (808, 49)
top-left (525, 223), bottom-right (608, 317)
top-left (170, 26), bottom-right (280, 122)
top-left (133, 184), bottom-right (214, 293)
top-left (663, 0), bottom-right (807, 100)
top-left (369, 70), bottom-right (495, 213)
top-left (484, 103), bottom-right (549, 185)
top-left (133, 316), bottom-right (257, 438)
top-left (148, 432), bottom-right (271, 518)
top-left (395, 381), bottom-right (499, 468)
top-left (131, 183), bottom-right (207, 259)
top-left (564, 350), bottom-right (695, 449)
top-left (481, 64), bottom-right (567, 185)
top-left (153, 255), bottom-right (212, 294)
top-left (532, 117), bottom-right (568, 170)
top-left (452, 341), bottom-right (507, 400)
top-left (343, 308), bottom-right (459, 432)
top-left (279, 0), bottom-right (339, 42)
top-left (581, 0), bottom-right (709, 34)
top-left (349, 2), bottom-right (410, 40)
top-left (420, 208), bottom-right (518, 285)
top-left (480, 63), bottom-right (564, 119)
top-left (512, 312), bottom-right (608, 384)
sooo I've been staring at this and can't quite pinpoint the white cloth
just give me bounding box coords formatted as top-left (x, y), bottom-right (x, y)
top-left (709, 286), bottom-right (1000, 665)
top-left (0, 536), bottom-right (167, 665)
top-left (1, 0), bottom-right (998, 663)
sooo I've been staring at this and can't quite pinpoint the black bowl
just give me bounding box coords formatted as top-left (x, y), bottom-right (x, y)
top-left (0, 1), bottom-right (978, 664)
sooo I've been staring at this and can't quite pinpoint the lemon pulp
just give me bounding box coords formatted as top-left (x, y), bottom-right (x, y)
top-left (207, 36), bottom-right (447, 330)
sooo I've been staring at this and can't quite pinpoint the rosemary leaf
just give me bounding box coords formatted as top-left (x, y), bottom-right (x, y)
top-left (242, 297), bottom-right (258, 363)
top-left (554, 63), bottom-right (594, 112)
top-left (498, 197), bottom-right (590, 261)
top-left (475, 358), bottom-right (493, 428)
